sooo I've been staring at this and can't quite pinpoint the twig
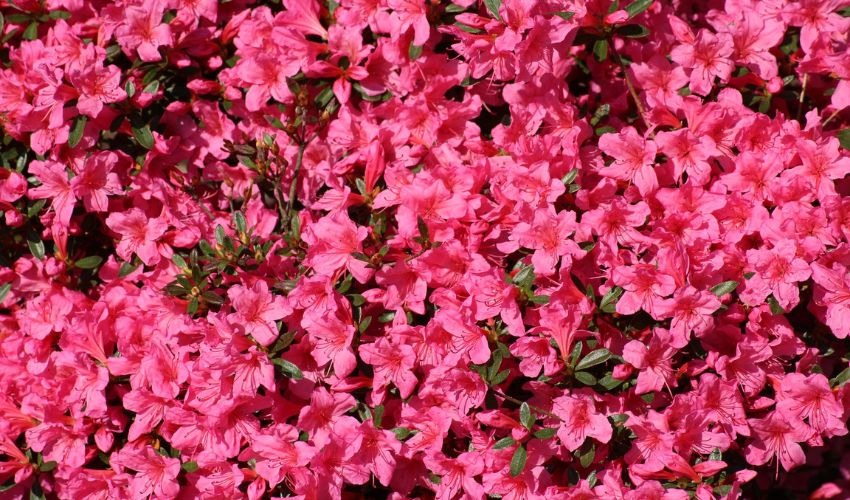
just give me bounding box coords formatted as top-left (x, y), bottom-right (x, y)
top-left (490, 387), bottom-right (563, 422)
top-left (797, 73), bottom-right (808, 122)
top-left (822, 108), bottom-right (842, 127)
top-left (609, 41), bottom-right (652, 133)
top-left (286, 141), bottom-right (307, 220)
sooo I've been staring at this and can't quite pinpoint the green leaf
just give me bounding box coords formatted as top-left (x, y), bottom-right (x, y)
top-left (446, 4), bottom-right (466, 13)
top-left (408, 43), bottom-right (423, 60)
top-left (593, 39), bottom-right (608, 62)
top-left (358, 315), bottom-right (372, 333)
top-left (528, 294), bottom-right (550, 304)
top-left (22, 21), bottom-right (38, 40)
top-left (710, 280), bottom-right (739, 296)
top-left (709, 448), bottom-right (722, 461)
top-left (187, 297), bottom-right (199, 315)
top-left (561, 168), bottom-right (579, 185)
top-left (233, 211), bottom-right (247, 235)
top-left (574, 371), bottom-right (597, 386)
top-left (202, 291), bottom-right (224, 305)
top-left (74, 256), bottom-right (103, 269)
top-left (215, 225), bottom-right (226, 246)
top-left (579, 445), bottom-right (595, 468)
top-left (519, 402), bottom-right (534, 430)
top-left (484, 0), bottom-right (502, 21)
top-left (510, 445), bottom-right (527, 477)
top-left (125, 80), bottom-right (136, 98)
top-left (68, 115), bottom-right (87, 148)
top-left (417, 216), bottom-right (430, 243)
top-left (553, 11), bottom-right (576, 20)
top-left (512, 265), bottom-right (535, 290)
top-left (0, 283), bottom-right (11, 303)
top-left (38, 460), bottom-right (57, 472)
top-left (624, 0), bottom-right (653, 18)
top-left (830, 366), bottom-right (850, 388)
top-left (599, 286), bottom-right (623, 313)
top-left (47, 10), bottom-right (72, 20)
top-left (143, 80), bottom-right (160, 94)
top-left (616, 23), bottom-right (649, 38)
top-left (119, 262), bottom-right (138, 277)
top-left (533, 427), bottom-right (557, 439)
top-left (575, 348), bottom-right (611, 371)
top-left (490, 369), bottom-right (510, 385)
top-left (181, 461), bottom-right (199, 473)
top-left (392, 427), bottom-right (412, 440)
top-left (27, 233), bottom-right (45, 260)
top-left (569, 341), bottom-right (583, 367)
top-left (454, 22), bottom-right (484, 34)
top-left (272, 358), bottom-right (303, 380)
top-left (838, 129), bottom-right (850, 150)
top-left (599, 373), bottom-right (623, 390)
top-left (493, 436), bottom-right (516, 450)
top-left (768, 296), bottom-right (785, 315)
top-left (373, 405), bottom-right (385, 428)
top-left (27, 199), bottom-right (46, 219)
top-left (132, 125), bottom-right (155, 149)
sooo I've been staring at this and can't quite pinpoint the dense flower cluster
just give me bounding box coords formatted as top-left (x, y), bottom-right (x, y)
top-left (2, 0), bottom-right (850, 498)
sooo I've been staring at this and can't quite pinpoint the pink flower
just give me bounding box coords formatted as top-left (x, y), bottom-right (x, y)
top-left (742, 240), bottom-right (811, 311)
top-left (112, 444), bottom-right (182, 499)
top-left (744, 411), bottom-right (813, 474)
top-left (70, 152), bottom-right (123, 212)
top-left (226, 280), bottom-right (290, 346)
top-left (303, 211), bottom-right (373, 283)
top-left (106, 208), bottom-right (169, 266)
top-left (28, 160), bottom-right (76, 226)
top-left (508, 209), bottom-right (583, 276)
top-left (622, 329), bottom-right (678, 394)
top-left (598, 127), bottom-right (659, 196)
top-left (553, 393), bottom-right (613, 452)
top-left (359, 337), bottom-right (417, 403)
top-left (115, 0), bottom-right (173, 62)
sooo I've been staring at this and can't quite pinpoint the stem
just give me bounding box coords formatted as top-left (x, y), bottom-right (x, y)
top-left (491, 387), bottom-right (563, 422)
top-left (609, 41), bottom-right (652, 133)
top-left (822, 108), bottom-right (842, 127)
top-left (283, 141), bottom-right (307, 228)
top-left (797, 73), bottom-right (808, 122)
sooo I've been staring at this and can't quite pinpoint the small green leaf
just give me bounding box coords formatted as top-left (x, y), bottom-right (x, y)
top-left (534, 427), bottom-right (557, 439)
top-left (492, 436), bottom-right (516, 450)
top-left (519, 402), bottom-right (533, 430)
top-left (408, 43), bottom-right (423, 60)
top-left (233, 212), bottom-right (247, 235)
top-left (446, 4), bottom-right (466, 13)
top-left (574, 371), bottom-right (597, 386)
top-left (202, 291), bottom-right (224, 305)
top-left (181, 461), bottom-right (199, 473)
top-left (132, 125), bottom-right (155, 149)
top-left (768, 296), bottom-right (785, 315)
top-left (838, 129), bottom-right (850, 150)
top-left (454, 22), bottom-right (484, 34)
top-left (599, 286), bottom-right (623, 313)
top-left (599, 373), bottom-right (623, 390)
top-left (68, 115), bottom-right (87, 148)
top-left (512, 265), bottom-right (535, 290)
top-left (711, 280), bottom-right (739, 296)
top-left (22, 21), bottom-right (38, 40)
top-left (491, 369), bottom-right (510, 385)
top-left (624, 0), bottom-right (653, 18)
top-left (125, 80), bottom-right (136, 98)
top-left (553, 11), bottom-right (575, 20)
top-left (27, 234), bottom-right (45, 260)
top-left (392, 427), bottom-right (412, 440)
top-left (561, 168), bottom-right (579, 185)
top-left (38, 460), bottom-right (57, 472)
top-left (74, 255), bottom-right (103, 269)
top-left (528, 294), bottom-right (550, 304)
top-left (272, 358), bottom-right (303, 380)
top-left (569, 341), bottom-right (583, 367)
top-left (616, 23), bottom-right (650, 38)
top-left (510, 445), bottom-right (527, 477)
top-left (417, 216), bottom-right (430, 243)
top-left (215, 225), bottom-right (226, 246)
top-left (47, 10), bottom-right (71, 20)
top-left (575, 348), bottom-right (611, 371)
top-left (484, 0), bottom-right (502, 21)
top-left (830, 366), bottom-right (850, 388)
top-left (709, 448), bottom-right (722, 461)
top-left (119, 262), bottom-right (138, 277)
top-left (373, 405), bottom-right (385, 428)
top-left (593, 39), bottom-right (608, 62)
top-left (579, 445), bottom-right (595, 468)
top-left (358, 315), bottom-right (372, 333)
top-left (0, 283), bottom-right (11, 303)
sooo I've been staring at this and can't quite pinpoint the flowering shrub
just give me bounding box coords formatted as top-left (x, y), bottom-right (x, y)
top-left (3, 0), bottom-right (850, 497)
